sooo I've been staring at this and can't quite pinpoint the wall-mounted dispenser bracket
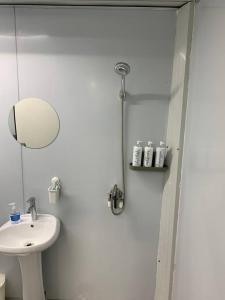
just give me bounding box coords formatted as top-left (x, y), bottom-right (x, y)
top-left (48, 177), bottom-right (61, 204)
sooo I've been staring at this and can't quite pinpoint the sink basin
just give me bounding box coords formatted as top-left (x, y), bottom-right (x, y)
top-left (0, 214), bottom-right (60, 255)
top-left (0, 214), bottom-right (60, 300)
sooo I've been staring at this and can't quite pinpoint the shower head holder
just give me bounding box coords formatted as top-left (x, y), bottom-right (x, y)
top-left (115, 62), bottom-right (130, 99)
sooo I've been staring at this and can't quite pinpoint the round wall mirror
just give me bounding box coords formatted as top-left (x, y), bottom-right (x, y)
top-left (8, 98), bottom-right (60, 149)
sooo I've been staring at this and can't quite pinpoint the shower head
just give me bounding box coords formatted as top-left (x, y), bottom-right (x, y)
top-left (114, 62), bottom-right (130, 77)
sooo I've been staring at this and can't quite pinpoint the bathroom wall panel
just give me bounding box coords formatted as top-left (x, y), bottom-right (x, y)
top-left (173, 2), bottom-right (225, 300)
top-left (15, 7), bottom-right (176, 300)
top-left (0, 7), bottom-right (23, 297)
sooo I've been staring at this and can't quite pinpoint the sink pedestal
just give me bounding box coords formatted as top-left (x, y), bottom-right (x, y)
top-left (18, 252), bottom-right (45, 300)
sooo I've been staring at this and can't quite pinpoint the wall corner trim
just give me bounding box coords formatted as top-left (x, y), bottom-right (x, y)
top-left (154, 2), bottom-right (195, 300)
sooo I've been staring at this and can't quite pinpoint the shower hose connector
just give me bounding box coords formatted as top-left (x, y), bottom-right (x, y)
top-left (108, 184), bottom-right (124, 215)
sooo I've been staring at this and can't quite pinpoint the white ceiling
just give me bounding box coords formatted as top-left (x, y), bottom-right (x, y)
top-left (0, 0), bottom-right (193, 8)
top-left (199, 0), bottom-right (225, 7)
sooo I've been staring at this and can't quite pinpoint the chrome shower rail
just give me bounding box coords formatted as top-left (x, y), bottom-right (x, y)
top-left (108, 62), bottom-right (130, 216)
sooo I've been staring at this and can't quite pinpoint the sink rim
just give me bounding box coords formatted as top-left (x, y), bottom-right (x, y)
top-left (0, 214), bottom-right (60, 256)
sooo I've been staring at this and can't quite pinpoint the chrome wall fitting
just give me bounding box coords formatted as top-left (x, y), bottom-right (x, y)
top-left (108, 184), bottom-right (124, 216)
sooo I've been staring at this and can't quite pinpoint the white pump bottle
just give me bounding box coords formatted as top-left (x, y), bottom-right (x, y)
top-left (155, 141), bottom-right (167, 168)
top-left (132, 141), bottom-right (143, 167)
top-left (144, 141), bottom-right (154, 167)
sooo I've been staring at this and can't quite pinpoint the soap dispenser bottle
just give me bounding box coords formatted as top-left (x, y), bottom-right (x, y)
top-left (155, 141), bottom-right (167, 168)
top-left (144, 141), bottom-right (154, 167)
top-left (132, 141), bottom-right (143, 167)
top-left (8, 203), bottom-right (21, 224)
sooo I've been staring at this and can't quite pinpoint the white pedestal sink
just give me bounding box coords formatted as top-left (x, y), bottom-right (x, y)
top-left (0, 214), bottom-right (60, 300)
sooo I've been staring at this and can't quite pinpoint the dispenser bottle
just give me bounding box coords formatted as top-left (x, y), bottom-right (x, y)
top-left (144, 141), bottom-right (154, 167)
top-left (48, 177), bottom-right (61, 204)
top-left (155, 141), bottom-right (167, 168)
top-left (8, 203), bottom-right (21, 224)
top-left (132, 141), bottom-right (143, 167)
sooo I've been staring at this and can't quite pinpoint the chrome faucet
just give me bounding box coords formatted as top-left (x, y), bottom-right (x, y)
top-left (108, 184), bottom-right (124, 215)
top-left (26, 197), bottom-right (37, 221)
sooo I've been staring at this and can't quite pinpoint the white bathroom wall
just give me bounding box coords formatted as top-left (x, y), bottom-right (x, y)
top-left (0, 7), bottom-right (23, 297)
top-left (0, 6), bottom-right (177, 299)
top-left (173, 1), bottom-right (225, 300)
top-left (14, 7), bottom-right (176, 300)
